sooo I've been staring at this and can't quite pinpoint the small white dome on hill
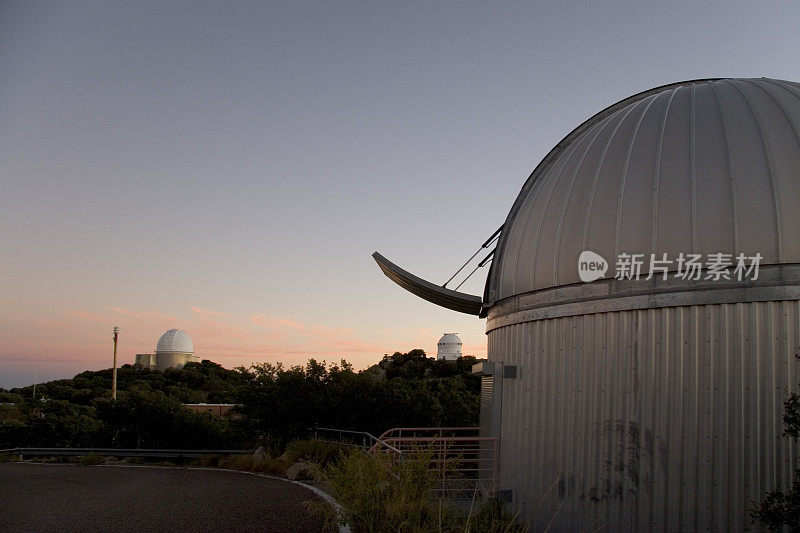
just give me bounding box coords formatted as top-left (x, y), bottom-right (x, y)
top-left (437, 333), bottom-right (462, 361)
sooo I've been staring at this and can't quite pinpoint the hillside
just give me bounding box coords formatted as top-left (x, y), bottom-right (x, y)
top-left (0, 350), bottom-right (480, 451)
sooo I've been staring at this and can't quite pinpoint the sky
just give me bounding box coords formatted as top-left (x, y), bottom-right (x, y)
top-left (2, 1), bottom-right (800, 388)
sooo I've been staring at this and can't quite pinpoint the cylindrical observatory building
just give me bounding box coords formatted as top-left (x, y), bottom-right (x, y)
top-left (374, 78), bottom-right (800, 530)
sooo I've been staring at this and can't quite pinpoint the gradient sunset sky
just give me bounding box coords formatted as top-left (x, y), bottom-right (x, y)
top-left (2, 1), bottom-right (800, 388)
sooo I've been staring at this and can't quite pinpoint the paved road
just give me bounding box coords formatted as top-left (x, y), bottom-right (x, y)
top-left (0, 463), bottom-right (327, 532)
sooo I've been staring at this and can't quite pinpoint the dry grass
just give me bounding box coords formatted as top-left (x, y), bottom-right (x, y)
top-left (306, 448), bottom-right (527, 533)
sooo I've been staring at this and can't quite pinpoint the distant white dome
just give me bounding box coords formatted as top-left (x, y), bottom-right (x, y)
top-left (156, 329), bottom-right (194, 354)
top-left (437, 333), bottom-right (462, 361)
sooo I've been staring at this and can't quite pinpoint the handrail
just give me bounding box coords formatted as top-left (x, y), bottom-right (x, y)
top-left (310, 426), bottom-right (498, 498)
top-left (0, 448), bottom-right (253, 458)
top-left (311, 427), bottom-right (404, 456)
top-left (375, 426), bottom-right (479, 440)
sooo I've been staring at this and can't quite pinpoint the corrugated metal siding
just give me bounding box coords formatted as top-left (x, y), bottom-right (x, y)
top-left (489, 300), bottom-right (799, 531)
top-left (480, 375), bottom-right (494, 439)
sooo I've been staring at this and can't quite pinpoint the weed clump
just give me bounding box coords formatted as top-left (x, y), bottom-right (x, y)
top-left (79, 453), bottom-right (104, 466)
top-left (215, 453), bottom-right (288, 476)
top-left (307, 449), bottom-right (525, 532)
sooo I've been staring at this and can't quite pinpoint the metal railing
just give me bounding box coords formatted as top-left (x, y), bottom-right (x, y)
top-left (0, 447), bottom-right (253, 459)
top-left (371, 427), bottom-right (499, 498)
top-left (310, 427), bottom-right (403, 455)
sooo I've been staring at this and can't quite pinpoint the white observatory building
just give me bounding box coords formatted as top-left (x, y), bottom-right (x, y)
top-left (135, 329), bottom-right (199, 371)
top-left (436, 333), bottom-right (462, 361)
top-left (375, 78), bottom-right (800, 530)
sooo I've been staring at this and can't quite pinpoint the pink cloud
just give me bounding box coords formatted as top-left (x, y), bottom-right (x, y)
top-left (2, 305), bottom-right (478, 388)
top-left (190, 306), bottom-right (227, 318)
top-left (108, 307), bottom-right (179, 322)
top-left (68, 310), bottom-right (117, 326)
top-left (250, 314), bottom-right (303, 330)
top-left (249, 314), bottom-right (383, 355)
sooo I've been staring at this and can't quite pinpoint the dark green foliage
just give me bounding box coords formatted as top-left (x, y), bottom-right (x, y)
top-left (3, 350), bottom-right (480, 454)
top-left (283, 439), bottom-right (342, 467)
top-left (79, 453), bottom-right (104, 466)
top-left (93, 388), bottom-right (237, 448)
top-left (10, 360), bottom-right (248, 405)
top-left (752, 477), bottom-right (800, 532)
top-left (240, 351), bottom-right (480, 447)
top-left (2, 360), bottom-right (248, 449)
top-left (752, 354), bottom-right (800, 531)
top-left (0, 399), bottom-right (102, 448)
top-left (784, 391), bottom-right (800, 439)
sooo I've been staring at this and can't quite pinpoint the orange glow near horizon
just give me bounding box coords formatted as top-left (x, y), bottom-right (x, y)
top-left (0, 305), bottom-right (486, 388)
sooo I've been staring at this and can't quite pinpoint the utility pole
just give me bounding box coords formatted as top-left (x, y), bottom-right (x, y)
top-left (112, 326), bottom-right (119, 400)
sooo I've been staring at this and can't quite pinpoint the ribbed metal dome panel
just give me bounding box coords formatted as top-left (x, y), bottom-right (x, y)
top-left (156, 328), bottom-right (194, 354)
top-left (486, 78), bottom-right (800, 305)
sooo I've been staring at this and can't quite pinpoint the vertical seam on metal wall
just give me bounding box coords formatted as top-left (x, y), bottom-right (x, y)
top-left (707, 304), bottom-right (716, 529)
top-left (774, 301), bottom-right (782, 490)
top-left (648, 307), bottom-right (657, 530)
top-left (690, 86), bottom-right (698, 253)
top-left (692, 306), bottom-right (700, 528)
top-left (738, 302), bottom-right (747, 527)
top-left (755, 303), bottom-right (762, 498)
top-left (677, 306), bottom-right (685, 526)
top-left (723, 303), bottom-right (732, 526)
top-left (662, 298), bottom-right (672, 526)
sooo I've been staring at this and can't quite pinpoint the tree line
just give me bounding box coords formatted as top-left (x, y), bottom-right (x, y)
top-left (0, 350), bottom-right (480, 451)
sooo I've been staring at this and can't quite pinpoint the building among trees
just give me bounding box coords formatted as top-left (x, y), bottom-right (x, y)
top-left (135, 328), bottom-right (199, 371)
top-left (436, 333), bottom-right (462, 361)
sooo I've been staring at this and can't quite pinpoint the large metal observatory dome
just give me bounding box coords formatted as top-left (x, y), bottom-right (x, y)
top-left (374, 77), bottom-right (800, 531)
top-left (485, 77), bottom-right (800, 306)
top-left (151, 328), bottom-right (197, 371)
top-left (156, 328), bottom-right (194, 355)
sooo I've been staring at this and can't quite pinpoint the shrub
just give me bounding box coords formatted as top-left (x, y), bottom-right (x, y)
top-left (751, 479), bottom-right (800, 531)
top-left (283, 439), bottom-right (342, 467)
top-left (752, 357), bottom-right (800, 531)
top-left (79, 453), bottom-right (104, 466)
top-left (217, 453), bottom-right (288, 476)
top-left (307, 448), bottom-right (526, 533)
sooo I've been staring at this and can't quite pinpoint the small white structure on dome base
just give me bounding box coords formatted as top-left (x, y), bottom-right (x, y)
top-left (436, 333), bottom-right (462, 361)
top-left (135, 329), bottom-right (199, 371)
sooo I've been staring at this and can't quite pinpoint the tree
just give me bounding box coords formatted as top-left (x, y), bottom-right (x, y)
top-left (752, 356), bottom-right (800, 530)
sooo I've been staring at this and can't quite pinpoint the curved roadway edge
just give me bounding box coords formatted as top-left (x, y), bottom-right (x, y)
top-left (191, 467), bottom-right (352, 533)
top-left (5, 462), bottom-right (351, 533)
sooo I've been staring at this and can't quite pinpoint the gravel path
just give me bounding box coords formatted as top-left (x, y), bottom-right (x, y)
top-left (0, 463), bottom-right (327, 532)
